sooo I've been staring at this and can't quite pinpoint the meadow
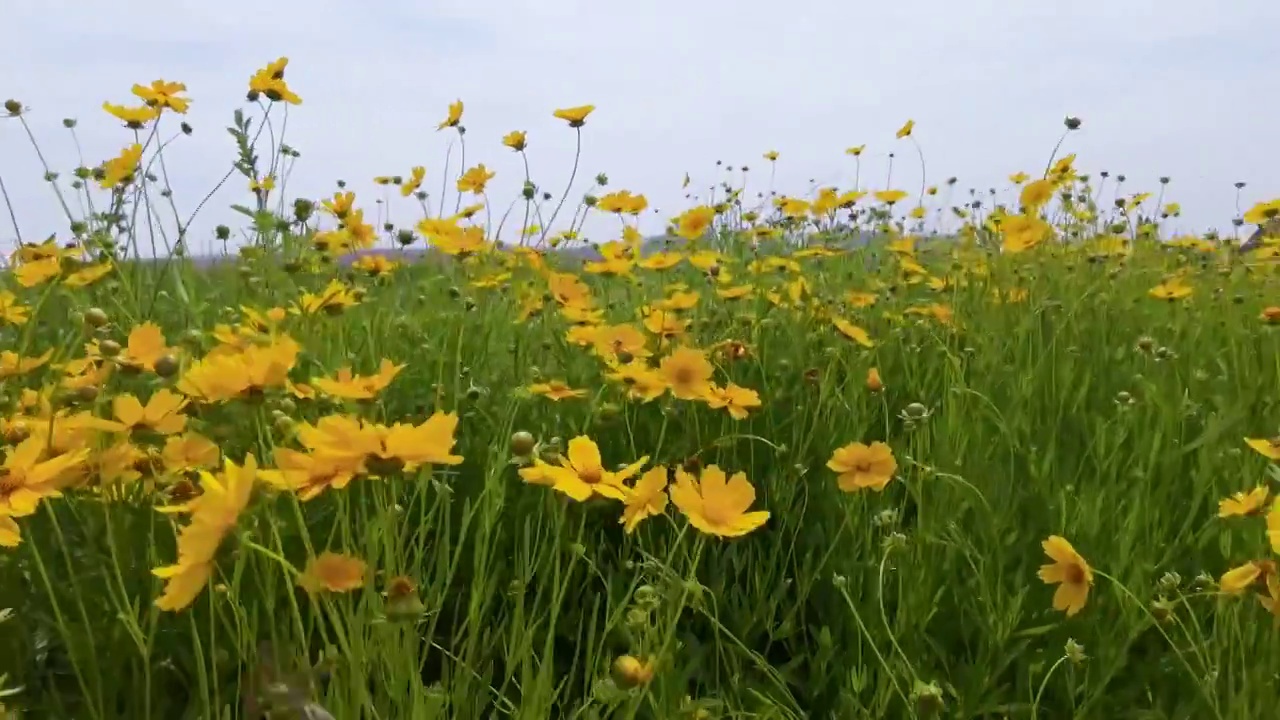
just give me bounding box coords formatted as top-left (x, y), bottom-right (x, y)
top-left (1, 57), bottom-right (1280, 719)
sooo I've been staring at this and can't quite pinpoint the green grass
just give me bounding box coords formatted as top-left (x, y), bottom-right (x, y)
top-left (2, 71), bottom-right (1280, 720)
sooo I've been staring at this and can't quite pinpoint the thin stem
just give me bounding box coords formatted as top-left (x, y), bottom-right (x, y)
top-left (539, 127), bottom-right (582, 246)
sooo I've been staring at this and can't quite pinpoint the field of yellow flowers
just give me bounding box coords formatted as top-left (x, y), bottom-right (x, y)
top-left (1, 57), bottom-right (1280, 719)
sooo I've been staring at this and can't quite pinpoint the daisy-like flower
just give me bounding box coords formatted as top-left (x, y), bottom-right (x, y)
top-left (518, 436), bottom-right (647, 502)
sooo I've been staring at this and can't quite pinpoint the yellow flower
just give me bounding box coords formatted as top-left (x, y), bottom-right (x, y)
top-left (1244, 438), bottom-right (1280, 460)
top-left (827, 442), bottom-right (897, 492)
top-left (597, 190), bottom-right (649, 215)
top-left (299, 552), bottom-right (367, 594)
top-left (866, 367), bottom-right (884, 392)
top-left (1269, 501), bottom-right (1280, 555)
top-left (702, 383), bottom-right (761, 420)
top-left (606, 361), bottom-right (668, 403)
top-left (845, 145), bottom-right (865, 157)
top-left (112, 388), bottom-right (189, 435)
top-left (0, 437), bottom-right (87, 516)
top-left (1243, 199), bottom-right (1280, 226)
top-left (11, 257), bottom-right (60, 288)
top-left (153, 455), bottom-right (260, 611)
top-left (0, 349), bottom-right (53, 379)
top-left (553, 105), bottom-right (595, 127)
top-left (832, 318), bottom-right (875, 348)
top-left (248, 57), bottom-right (302, 104)
top-left (1148, 279), bottom-right (1192, 301)
top-left (518, 436), bottom-right (647, 502)
top-left (161, 433), bottom-right (221, 475)
top-left (291, 280), bottom-right (362, 315)
top-left (116, 322), bottom-right (176, 373)
top-left (674, 206), bottom-right (716, 241)
top-left (374, 413), bottom-right (466, 473)
top-left (1019, 179), bottom-right (1055, 212)
top-left (527, 380), bottom-right (587, 401)
top-left (259, 448), bottom-right (359, 502)
top-left (1220, 561), bottom-right (1265, 595)
top-left (621, 466), bottom-right (669, 533)
top-left (177, 337), bottom-right (300, 403)
top-left (0, 513), bottom-right (21, 548)
top-left (895, 119), bottom-right (915, 139)
top-left (437, 99), bottom-right (463, 130)
top-left (1037, 535), bottom-right (1093, 616)
top-left (669, 465), bottom-right (769, 538)
top-left (132, 79), bottom-right (191, 113)
top-left (457, 164), bottom-right (495, 194)
top-left (1218, 486), bottom-right (1270, 518)
top-left (311, 359), bottom-right (405, 400)
top-left (99, 143), bottom-right (144, 189)
top-left (0, 291), bottom-right (29, 326)
top-left (322, 191), bottom-right (356, 219)
top-left (1001, 214), bottom-right (1052, 253)
top-left (352, 254), bottom-right (399, 277)
top-left (659, 347), bottom-right (715, 401)
top-left (874, 190), bottom-right (908, 205)
top-left (102, 102), bottom-right (159, 129)
top-left (502, 130), bottom-right (528, 151)
top-left (401, 166), bottom-right (426, 197)
top-left (763, 150), bottom-right (779, 162)
top-left (64, 262), bottom-right (113, 288)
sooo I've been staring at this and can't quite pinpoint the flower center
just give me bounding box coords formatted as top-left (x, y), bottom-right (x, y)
top-left (1064, 563), bottom-right (1086, 584)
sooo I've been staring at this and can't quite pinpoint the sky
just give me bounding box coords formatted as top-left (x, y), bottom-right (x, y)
top-left (1, 0), bottom-right (1277, 256)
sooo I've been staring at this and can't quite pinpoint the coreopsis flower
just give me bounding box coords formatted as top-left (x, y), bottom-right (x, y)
top-left (526, 380), bottom-right (587, 401)
top-left (669, 465), bottom-right (769, 538)
top-left (401, 166), bottom-right (425, 197)
top-left (1019, 179), bottom-right (1055, 212)
top-left (553, 104), bottom-right (595, 127)
top-left (832, 318), bottom-right (874, 347)
top-left (132, 79), bottom-right (191, 113)
top-left (1218, 486), bottom-right (1270, 518)
top-left (99, 144), bottom-right (144, 188)
top-left (1148, 279), bottom-right (1192, 300)
top-left (620, 466), bottom-right (669, 533)
top-left (298, 552), bottom-right (367, 594)
top-left (658, 347), bottom-right (714, 400)
top-left (0, 437), bottom-right (88, 517)
top-left (437, 99), bottom-right (463, 130)
top-left (153, 455), bottom-right (260, 611)
top-left (311, 359), bottom-right (405, 400)
top-left (1245, 437), bottom-right (1280, 461)
top-left (111, 388), bottom-right (189, 435)
top-left (502, 130), bottom-right (528, 151)
top-left (1037, 535), bottom-right (1094, 616)
top-left (827, 442), bottom-right (897, 492)
top-left (456, 164), bottom-right (495, 194)
top-left (248, 57), bottom-right (302, 104)
top-left (674, 206), bottom-right (715, 241)
top-left (102, 102), bottom-right (159, 129)
top-left (702, 384), bottom-right (761, 420)
top-left (518, 435), bottom-right (647, 502)
top-left (0, 292), bottom-right (30, 326)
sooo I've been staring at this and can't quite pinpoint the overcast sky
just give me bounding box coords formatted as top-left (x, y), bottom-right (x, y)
top-left (1, 0), bottom-right (1277, 255)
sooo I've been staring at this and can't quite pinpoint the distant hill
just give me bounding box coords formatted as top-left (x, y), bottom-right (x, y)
top-left (131, 229), bottom-right (891, 269)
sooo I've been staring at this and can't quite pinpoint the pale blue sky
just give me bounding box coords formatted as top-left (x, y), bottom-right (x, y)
top-left (1, 0), bottom-right (1277, 255)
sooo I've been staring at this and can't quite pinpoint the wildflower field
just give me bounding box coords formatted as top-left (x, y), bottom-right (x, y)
top-left (1, 58), bottom-right (1280, 719)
